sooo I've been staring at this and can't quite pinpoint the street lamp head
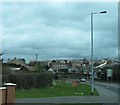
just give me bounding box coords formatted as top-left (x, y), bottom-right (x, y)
top-left (100, 11), bottom-right (107, 14)
top-left (92, 11), bottom-right (107, 14)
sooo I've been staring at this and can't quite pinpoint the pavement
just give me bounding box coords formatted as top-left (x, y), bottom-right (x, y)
top-left (15, 81), bottom-right (119, 104)
top-left (15, 96), bottom-right (118, 103)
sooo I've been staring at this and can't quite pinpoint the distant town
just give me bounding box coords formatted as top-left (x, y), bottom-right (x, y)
top-left (1, 55), bottom-right (119, 82)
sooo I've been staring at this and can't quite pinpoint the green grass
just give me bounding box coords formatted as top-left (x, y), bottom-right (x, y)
top-left (58, 103), bottom-right (103, 105)
top-left (16, 80), bottom-right (99, 98)
top-left (16, 103), bottom-right (103, 105)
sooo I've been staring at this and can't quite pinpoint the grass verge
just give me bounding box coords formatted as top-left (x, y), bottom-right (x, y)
top-left (58, 103), bottom-right (103, 105)
top-left (16, 80), bottom-right (99, 98)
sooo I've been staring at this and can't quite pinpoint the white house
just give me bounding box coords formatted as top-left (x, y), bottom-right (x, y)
top-left (48, 68), bottom-right (55, 74)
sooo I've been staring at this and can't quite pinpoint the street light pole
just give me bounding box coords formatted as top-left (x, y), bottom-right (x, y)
top-left (91, 13), bottom-right (94, 95)
top-left (91, 11), bottom-right (107, 95)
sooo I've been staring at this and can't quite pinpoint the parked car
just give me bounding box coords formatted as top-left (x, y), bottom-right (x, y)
top-left (80, 78), bottom-right (86, 82)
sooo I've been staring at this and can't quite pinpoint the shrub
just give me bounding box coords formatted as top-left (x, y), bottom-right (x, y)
top-left (3, 73), bottom-right (54, 89)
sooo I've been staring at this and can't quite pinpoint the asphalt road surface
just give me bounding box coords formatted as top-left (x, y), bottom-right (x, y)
top-left (93, 81), bottom-right (119, 105)
top-left (87, 80), bottom-right (119, 95)
top-left (94, 81), bottom-right (119, 95)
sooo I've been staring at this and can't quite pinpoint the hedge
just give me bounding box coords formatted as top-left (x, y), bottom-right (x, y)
top-left (3, 73), bottom-right (54, 89)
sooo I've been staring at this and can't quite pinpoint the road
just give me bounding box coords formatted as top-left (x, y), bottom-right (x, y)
top-left (15, 81), bottom-right (119, 104)
top-left (96, 81), bottom-right (119, 105)
top-left (94, 81), bottom-right (119, 95)
top-left (87, 80), bottom-right (119, 95)
top-left (88, 81), bottom-right (119, 104)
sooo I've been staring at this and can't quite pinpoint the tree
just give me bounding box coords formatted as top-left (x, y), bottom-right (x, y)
top-left (28, 61), bottom-right (36, 66)
top-left (20, 58), bottom-right (26, 63)
top-left (52, 60), bottom-right (56, 62)
top-left (2, 65), bottom-right (12, 75)
top-left (44, 65), bottom-right (50, 71)
top-left (35, 62), bottom-right (45, 72)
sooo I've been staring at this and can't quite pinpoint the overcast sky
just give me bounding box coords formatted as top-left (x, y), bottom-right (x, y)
top-left (1, 2), bottom-right (118, 61)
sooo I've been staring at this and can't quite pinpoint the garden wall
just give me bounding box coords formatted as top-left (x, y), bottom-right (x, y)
top-left (0, 83), bottom-right (16, 105)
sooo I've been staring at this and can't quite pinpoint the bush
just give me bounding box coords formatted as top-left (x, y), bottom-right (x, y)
top-left (3, 73), bottom-right (54, 89)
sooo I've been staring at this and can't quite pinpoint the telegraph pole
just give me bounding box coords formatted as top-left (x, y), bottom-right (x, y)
top-left (36, 53), bottom-right (38, 62)
top-left (36, 53), bottom-right (38, 71)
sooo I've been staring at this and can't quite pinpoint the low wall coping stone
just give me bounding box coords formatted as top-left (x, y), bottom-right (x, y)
top-left (4, 83), bottom-right (17, 86)
top-left (0, 87), bottom-right (7, 90)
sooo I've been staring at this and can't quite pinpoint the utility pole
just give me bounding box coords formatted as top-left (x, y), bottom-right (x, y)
top-left (36, 53), bottom-right (38, 62)
top-left (36, 53), bottom-right (38, 71)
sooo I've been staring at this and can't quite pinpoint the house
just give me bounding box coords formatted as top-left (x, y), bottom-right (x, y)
top-left (16, 66), bottom-right (35, 73)
top-left (47, 68), bottom-right (55, 74)
top-left (68, 66), bottom-right (79, 73)
top-left (50, 62), bottom-right (68, 72)
top-left (10, 67), bottom-right (21, 73)
top-left (7, 57), bottom-right (26, 67)
top-left (94, 61), bottom-right (107, 69)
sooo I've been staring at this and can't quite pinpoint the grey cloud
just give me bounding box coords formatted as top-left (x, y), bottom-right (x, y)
top-left (2, 2), bottom-right (118, 61)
